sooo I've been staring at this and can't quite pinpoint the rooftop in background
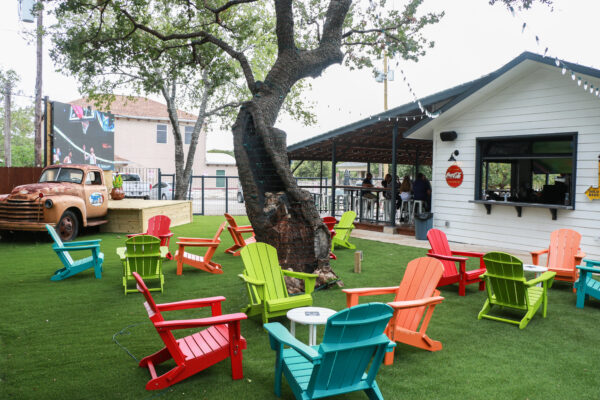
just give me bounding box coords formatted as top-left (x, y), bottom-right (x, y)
top-left (205, 153), bottom-right (236, 165)
top-left (69, 95), bottom-right (197, 122)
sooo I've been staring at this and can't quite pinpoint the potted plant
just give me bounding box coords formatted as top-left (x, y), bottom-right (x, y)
top-left (111, 172), bottom-right (125, 200)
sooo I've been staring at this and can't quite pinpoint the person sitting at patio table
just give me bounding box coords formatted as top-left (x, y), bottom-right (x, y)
top-left (399, 175), bottom-right (412, 202)
top-left (361, 172), bottom-right (377, 200)
top-left (413, 172), bottom-right (432, 211)
top-left (381, 174), bottom-right (393, 200)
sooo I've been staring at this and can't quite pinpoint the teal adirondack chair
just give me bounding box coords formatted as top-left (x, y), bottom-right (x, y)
top-left (331, 210), bottom-right (357, 251)
top-left (264, 303), bottom-right (395, 400)
top-left (117, 235), bottom-right (167, 294)
top-left (239, 242), bottom-right (317, 323)
top-left (46, 224), bottom-right (104, 281)
top-left (575, 258), bottom-right (600, 308)
top-left (478, 252), bottom-right (556, 329)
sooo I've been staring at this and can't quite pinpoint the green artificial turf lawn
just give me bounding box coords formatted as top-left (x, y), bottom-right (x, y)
top-left (1, 215), bottom-right (600, 399)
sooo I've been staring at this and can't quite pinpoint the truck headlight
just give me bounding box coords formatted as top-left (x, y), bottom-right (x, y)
top-left (44, 199), bottom-right (53, 209)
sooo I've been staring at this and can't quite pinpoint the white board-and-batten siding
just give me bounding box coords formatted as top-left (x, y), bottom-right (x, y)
top-left (430, 64), bottom-right (600, 260)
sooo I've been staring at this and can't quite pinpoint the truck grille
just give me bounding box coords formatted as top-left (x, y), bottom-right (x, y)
top-left (0, 199), bottom-right (43, 222)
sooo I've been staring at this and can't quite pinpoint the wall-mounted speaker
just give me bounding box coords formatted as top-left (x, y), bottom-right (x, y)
top-left (440, 131), bottom-right (457, 141)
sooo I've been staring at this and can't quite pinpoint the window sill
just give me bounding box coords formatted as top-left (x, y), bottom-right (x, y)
top-left (469, 199), bottom-right (573, 220)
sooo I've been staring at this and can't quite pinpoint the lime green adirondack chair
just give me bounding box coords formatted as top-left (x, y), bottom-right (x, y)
top-left (239, 242), bottom-right (317, 323)
top-left (331, 210), bottom-right (357, 251)
top-left (478, 252), bottom-right (556, 329)
top-left (117, 235), bottom-right (168, 294)
top-left (264, 303), bottom-right (395, 400)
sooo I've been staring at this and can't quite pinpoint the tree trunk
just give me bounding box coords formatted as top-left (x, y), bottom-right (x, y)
top-left (232, 101), bottom-right (339, 288)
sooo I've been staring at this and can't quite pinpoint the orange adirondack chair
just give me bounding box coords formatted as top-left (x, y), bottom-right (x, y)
top-left (128, 215), bottom-right (174, 260)
top-left (427, 228), bottom-right (486, 296)
top-left (224, 213), bottom-right (256, 256)
top-left (175, 222), bottom-right (227, 275)
top-left (531, 229), bottom-right (585, 284)
top-left (132, 272), bottom-right (247, 390)
top-left (343, 257), bottom-right (445, 365)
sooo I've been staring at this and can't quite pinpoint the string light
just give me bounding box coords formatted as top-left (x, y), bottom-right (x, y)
top-left (509, 5), bottom-right (600, 99)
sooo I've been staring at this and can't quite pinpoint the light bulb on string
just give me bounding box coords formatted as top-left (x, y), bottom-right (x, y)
top-left (562, 67), bottom-right (566, 75)
top-left (578, 77), bottom-right (582, 86)
top-left (543, 47), bottom-right (548, 57)
top-left (584, 82), bottom-right (588, 90)
top-left (571, 72), bottom-right (576, 80)
top-left (555, 58), bottom-right (560, 67)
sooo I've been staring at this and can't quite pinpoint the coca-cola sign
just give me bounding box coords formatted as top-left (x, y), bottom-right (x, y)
top-left (446, 165), bottom-right (463, 187)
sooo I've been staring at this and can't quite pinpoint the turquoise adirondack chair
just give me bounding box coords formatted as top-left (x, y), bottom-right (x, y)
top-left (575, 258), bottom-right (600, 308)
top-left (478, 252), bottom-right (556, 329)
top-left (239, 242), bottom-right (317, 323)
top-left (46, 224), bottom-right (104, 281)
top-left (264, 303), bottom-right (395, 400)
top-left (331, 210), bottom-right (357, 251)
top-left (117, 235), bottom-right (167, 294)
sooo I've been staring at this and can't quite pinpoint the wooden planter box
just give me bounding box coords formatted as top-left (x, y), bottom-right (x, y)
top-left (101, 199), bottom-right (192, 233)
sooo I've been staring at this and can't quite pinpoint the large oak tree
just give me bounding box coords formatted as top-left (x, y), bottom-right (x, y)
top-left (50, 0), bottom-right (546, 285)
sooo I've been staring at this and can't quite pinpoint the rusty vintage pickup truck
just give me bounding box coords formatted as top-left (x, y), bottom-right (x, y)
top-left (0, 164), bottom-right (109, 241)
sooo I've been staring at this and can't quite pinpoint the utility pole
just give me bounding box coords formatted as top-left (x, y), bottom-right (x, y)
top-left (3, 79), bottom-right (12, 167)
top-left (34, 1), bottom-right (44, 167)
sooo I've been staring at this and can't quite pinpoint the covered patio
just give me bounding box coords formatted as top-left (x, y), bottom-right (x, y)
top-left (287, 79), bottom-right (475, 231)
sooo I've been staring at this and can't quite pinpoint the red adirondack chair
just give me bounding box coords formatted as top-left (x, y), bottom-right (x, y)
top-left (175, 222), bottom-right (227, 275)
top-left (128, 215), bottom-right (174, 260)
top-left (343, 257), bottom-right (445, 365)
top-left (132, 272), bottom-right (247, 391)
top-left (224, 213), bottom-right (256, 256)
top-left (427, 228), bottom-right (486, 296)
top-left (531, 228), bottom-right (585, 284)
top-left (322, 216), bottom-right (337, 260)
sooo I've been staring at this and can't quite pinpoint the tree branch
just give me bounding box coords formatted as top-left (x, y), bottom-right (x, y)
top-left (275, 0), bottom-right (295, 54)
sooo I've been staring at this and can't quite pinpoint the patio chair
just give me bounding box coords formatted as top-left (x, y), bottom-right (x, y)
top-left (132, 272), bottom-right (247, 390)
top-left (427, 228), bottom-right (486, 296)
top-left (46, 224), bottom-right (104, 281)
top-left (322, 216), bottom-right (337, 259)
top-left (224, 213), bottom-right (256, 256)
top-left (530, 228), bottom-right (585, 285)
top-left (239, 242), bottom-right (317, 323)
top-left (263, 303), bottom-right (395, 400)
top-left (117, 234), bottom-right (167, 294)
top-left (175, 221), bottom-right (227, 275)
top-left (331, 210), bottom-right (357, 251)
top-left (127, 215), bottom-right (174, 260)
top-left (343, 256), bottom-right (445, 365)
top-left (478, 252), bottom-right (556, 329)
top-left (575, 259), bottom-right (600, 308)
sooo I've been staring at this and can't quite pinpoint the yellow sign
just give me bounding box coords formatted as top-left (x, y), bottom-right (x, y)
top-left (585, 156), bottom-right (600, 200)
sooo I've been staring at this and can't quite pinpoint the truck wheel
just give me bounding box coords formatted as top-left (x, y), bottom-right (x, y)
top-left (57, 210), bottom-right (79, 242)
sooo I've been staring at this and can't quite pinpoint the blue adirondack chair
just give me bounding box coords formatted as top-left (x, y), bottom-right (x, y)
top-left (575, 258), bottom-right (600, 308)
top-left (264, 303), bottom-right (395, 400)
top-left (46, 224), bottom-right (104, 281)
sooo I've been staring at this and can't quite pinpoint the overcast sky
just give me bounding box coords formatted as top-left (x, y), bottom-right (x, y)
top-left (1, 0), bottom-right (599, 150)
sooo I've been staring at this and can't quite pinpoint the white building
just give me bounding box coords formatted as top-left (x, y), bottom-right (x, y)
top-left (407, 52), bottom-right (600, 259)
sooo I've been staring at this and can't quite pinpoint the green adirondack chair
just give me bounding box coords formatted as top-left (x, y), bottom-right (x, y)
top-left (478, 252), bottom-right (556, 329)
top-left (264, 303), bottom-right (395, 400)
top-left (117, 235), bottom-right (168, 294)
top-left (46, 224), bottom-right (104, 281)
top-left (239, 242), bottom-right (317, 323)
top-left (331, 210), bottom-right (357, 251)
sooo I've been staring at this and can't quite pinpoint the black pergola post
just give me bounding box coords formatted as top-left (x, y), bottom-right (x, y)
top-left (389, 123), bottom-right (399, 226)
top-left (330, 142), bottom-right (337, 217)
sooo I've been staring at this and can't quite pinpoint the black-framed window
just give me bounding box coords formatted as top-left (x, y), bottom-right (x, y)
top-left (184, 126), bottom-right (194, 145)
top-left (475, 133), bottom-right (577, 206)
top-left (156, 124), bottom-right (167, 144)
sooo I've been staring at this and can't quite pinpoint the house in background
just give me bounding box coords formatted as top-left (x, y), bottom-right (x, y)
top-left (70, 95), bottom-right (238, 179)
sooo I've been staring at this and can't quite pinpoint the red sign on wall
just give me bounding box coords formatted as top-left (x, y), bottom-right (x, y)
top-left (446, 165), bottom-right (464, 187)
